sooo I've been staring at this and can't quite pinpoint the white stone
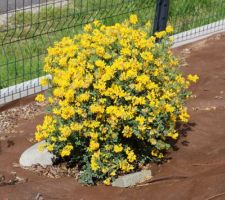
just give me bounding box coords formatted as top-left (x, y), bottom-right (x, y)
top-left (19, 141), bottom-right (55, 167)
top-left (112, 170), bottom-right (152, 188)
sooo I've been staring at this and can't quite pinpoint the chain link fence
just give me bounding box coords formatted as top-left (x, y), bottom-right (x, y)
top-left (1, 0), bottom-right (225, 105)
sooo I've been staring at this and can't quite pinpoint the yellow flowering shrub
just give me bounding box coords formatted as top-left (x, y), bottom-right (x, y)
top-left (35, 15), bottom-right (198, 185)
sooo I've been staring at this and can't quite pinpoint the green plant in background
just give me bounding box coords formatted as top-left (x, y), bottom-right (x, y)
top-left (169, 0), bottom-right (225, 33)
top-left (34, 15), bottom-right (198, 185)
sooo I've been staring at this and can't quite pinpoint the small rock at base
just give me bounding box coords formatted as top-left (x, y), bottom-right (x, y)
top-left (19, 141), bottom-right (55, 167)
top-left (112, 170), bottom-right (152, 188)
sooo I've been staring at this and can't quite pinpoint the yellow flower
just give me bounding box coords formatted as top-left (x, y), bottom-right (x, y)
top-left (89, 132), bottom-right (98, 140)
top-left (59, 126), bottom-right (72, 138)
top-left (106, 106), bottom-right (127, 119)
top-left (59, 57), bottom-right (68, 67)
top-left (93, 20), bottom-right (101, 27)
top-left (91, 159), bottom-right (99, 171)
top-left (46, 144), bottom-right (54, 151)
top-left (140, 51), bottom-right (154, 62)
top-left (99, 98), bottom-right (107, 104)
top-left (84, 24), bottom-right (92, 32)
top-left (125, 149), bottom-right (136, 163)
top-left (122, 126), bottom-right (133, 138)
top-left (95, 60), bottom-right (106, 68)
top-left (103, 178), bottom-right (111, 185)
top-left (149, 138), bottom-right (157, 145)
top-left (35, 94), bottom-right (45, 102)
top-left (96, 46), bottom-right (105, 57)
top-left (60, 144), bottom-right (73, 157)
top-left (90, 104), bottom-right (104, 114)
top-left (132, 97), bottom-right (146, 106)
top-left (176, 75), bottom-right (185, 85)
top-left (53, 108), bottom-right (61, 115)
top-left (51, 136), bottom-right (57, 142)
top-left (166, 25), bottom-right (174, 33)
top-left (136, 75), bottom-right (150, 85)
top-left (53, 88), bottom-right (64, 97)
top-left (59, 136), bottom-right (67, 141)
top-left (158, 153), bottom-right (164, 159)
top-left (48, 97), bottom-right (54, 104)
top-left (167, 131), bottom-right (179, 140)
top-left (61, 106), bottom-right (75, 120)
top-left (129, 14), bottom-right (138, 25)
top-left (164, 104), bottom-right (175, 113)
top-left (90, 151), bottom-right (100, 171)
top-left (104, 53), bottom-right (112, 60)
top-left (155, 31), bottom-right (166, 39)
top-left (77, 92), bottom-right (90, 102)
top-left (114, 144), bottom-right (123, 153)
top-left (35, 132), bottom-right (43, 142)
top-left (179, 108), bottom-right (190, 123)
top-left (121, 48), bottom-right (131, 56)
top-left (65, 89), bottom-right (75, 102)
top-left (89, 140), bottom-right (100, 151)
top-left (119, 160), bottom-right (134, 172)
top-left (40, 77), bottom-right (49, 86)
top-left (135, 116), bottom-right (145, 125)
top-left (70, 122), bottom-right (83, 131)
top-left (102, 168), bottom-right (108, 174)
top-left (110, 170), bottom-right (116, 176)
top-left (151, 149), bottom-right (158, 157)
top-left (187, 74), bottom-right (199, 83)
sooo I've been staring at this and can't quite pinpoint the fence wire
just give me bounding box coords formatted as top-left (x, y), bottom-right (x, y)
top-left (0, 0), bottom-right (155, 104)
top-left (1, 0), bottom-right (225, 105)
top-left (169, 0), bottom-right (225, 42)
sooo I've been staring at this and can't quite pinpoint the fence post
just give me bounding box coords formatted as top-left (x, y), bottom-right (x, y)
top-left (153, 0), bottom-right (170, 33)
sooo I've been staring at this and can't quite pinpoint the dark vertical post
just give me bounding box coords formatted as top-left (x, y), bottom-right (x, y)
top-left (153, 0), bottom-right (170, 33)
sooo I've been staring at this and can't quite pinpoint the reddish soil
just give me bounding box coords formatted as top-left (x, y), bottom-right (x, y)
top-left (1, 34), bottom-right (225, 200)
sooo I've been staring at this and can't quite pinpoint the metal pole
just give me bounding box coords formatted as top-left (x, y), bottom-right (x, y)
top-left (153, 0), bottom-right (170, 33)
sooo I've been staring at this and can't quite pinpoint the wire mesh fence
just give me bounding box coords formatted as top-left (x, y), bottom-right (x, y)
top-left (170, 0), bottom-right (225, 43)
top-left (1, 0), bottom-right (225, 105)
top-left (0, 0), bottom-right (155, 104)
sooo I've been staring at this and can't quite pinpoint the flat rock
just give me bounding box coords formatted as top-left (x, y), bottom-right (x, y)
top-left (19, 141), bottom-right (55, 167)
top-left (112, 170), bottom-right (152, 188)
